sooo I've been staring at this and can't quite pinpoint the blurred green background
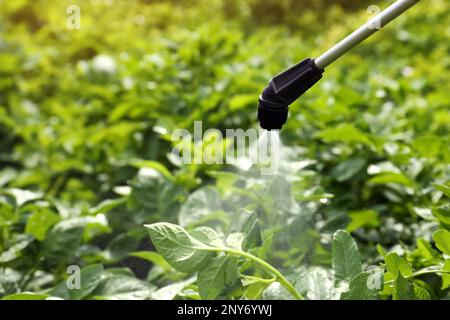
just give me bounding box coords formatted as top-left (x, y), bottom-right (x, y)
top-left (0, 0), bottom-right (449, 300)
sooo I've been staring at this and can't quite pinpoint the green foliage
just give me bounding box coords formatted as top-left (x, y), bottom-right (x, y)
top-left (332, 230), bottom-right (362, 284)
top-left (392, 275), bottom-right (431, 300)
top-left (385, 253), bottom-right (414, 277)
top-left (197, 256), bottom-right (239, 299)
top-left (146, 222), bottom-right (302, 299)
top-left (341, 272), bottom-right (382, 300)
top-left (433, 230), bottom-right (450, 255)
top-left (146, 223), bottom-right (216, 274)
top-left (68, 264), bottom-right (104, 300)
top-left (0, 0), bottom-right (449, 300)
top-left (2, 293), bottom-right (50, 300)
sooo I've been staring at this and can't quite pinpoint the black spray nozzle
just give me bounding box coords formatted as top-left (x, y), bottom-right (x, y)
top-left (258, 58), bottom-right (324, 130)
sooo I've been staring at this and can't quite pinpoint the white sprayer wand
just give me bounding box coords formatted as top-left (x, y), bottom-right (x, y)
top-left (258, 0), bottom-right (421, 130)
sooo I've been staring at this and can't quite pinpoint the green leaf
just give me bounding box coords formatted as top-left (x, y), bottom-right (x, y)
top-left (102, 268), bottom-right (135, 277)
top-left (385, 252), bottom-right (414, 277)
top-left (5, 189), bottom-right (43, 207)
top-left (368, 172), bottom-right (415, 187)
top-left (129, 251), bottom-right (172, 272)
top-left (340, 271), bottom-right (382, 300)
top-left (242, 282), bottom-right (271, 300)
top-left (412, 136), bottom-right (442, 158)
top-left (228, 94), bottom-right (255, 111)
top-left (317, 124), bottom-right (373, 146)
top-left (433, 229), bottom-right (450, 255)
top-left (432, 206), bottom-right (450, 225)
top-left (0, 275), bottom-right (19, 298)
top-left (393, 275), bottom-right (415, 300)
top-left (1, 292), bottom-right (49, 300)
top-left (41, 216), bottom-right (110, 261)
top-left (229, 210), bottom-right (262, 251)
top-left (144, 223), bottom-right (213, 273)
top-left (331, 158), bottom-right (366, 182)
top-left (393, 275), bottom-right (431, 300)
top-left (207, 171), bottom-right (239, 193)
top-left (49, 282), bottom-right (70, 300)
top-left (0, 53), bottom-right (20, 73)
top-left (103, 234), bottom-right (140, 262)
top-left (93, 275), bottom-right (156, 300)
top-left (68, 264), bottom-right (104, 300)
top-left (225, 232), bottom-right (245, 250)
top-left (413, 207), bottom-right (435, 221)
top-left (89, 198), bottom-right (126, 215)
top-left (25, 208), bottom-right (60, 241)
top-left (332, 230), bottom-right (362, 284)
top-left (409, 239), bottom-right (441, 265)
top-left (413, 284), bottom-right (431, 300)
top-left (296, 267), bottom-right (337, 300)
top-left (377, 244), bottom-right (387, 258)
top-left (442, 260), bottom-right (450, 290)
top-left (0, 235), bottom-right (33, 263)
top-left (178, 187), bottom-right (223, 228)
top-left (224, 257), bottom-right (239, 287)
top-left (129, 168), bottom-right (184, 214)
top-left (265, 175), bottom-right (296, 213)
top-left (176, 285), bottom-right (201, 300)
top-left (197, 256), bottom-right (238, 299)
top-left (41, 220), bottom-right (84, 263)
top-left (190, 226), bottom-right (223, 247)
top-left (262, 282), bottom-right (292, 300)
top-left (347, 210), bottom-right (380, 232)
top-left (433, 183), bottom-right (450, 198)
top-left (151, 278), bottom-right (195, 300)
top-left (130, 160), bottom-right (174, 181)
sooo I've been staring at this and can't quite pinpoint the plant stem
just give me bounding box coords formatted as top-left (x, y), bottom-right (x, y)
top-left (19, 266), bottom-right (38, 290)
top-left (384, 269), bottom-right (450, 285)
top-left (241, 274), bottom-right (277, 285)
top-left (203, 246), bottom-right (303, 300)
top-left (45, 173), bottom-right (68, 198)
top-left (411, 269), bottom-right (450, 277)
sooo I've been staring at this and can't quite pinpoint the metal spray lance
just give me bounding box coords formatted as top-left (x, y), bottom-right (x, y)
top-left (257, 0), bottom-right (421, 130)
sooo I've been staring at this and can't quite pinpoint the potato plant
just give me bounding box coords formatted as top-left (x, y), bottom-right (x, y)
top-left (0, 0), bottom-right (449, 300)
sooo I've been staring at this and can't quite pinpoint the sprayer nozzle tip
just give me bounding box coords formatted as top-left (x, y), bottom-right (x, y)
top-left (257, 101), bottom-right (288, 130)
